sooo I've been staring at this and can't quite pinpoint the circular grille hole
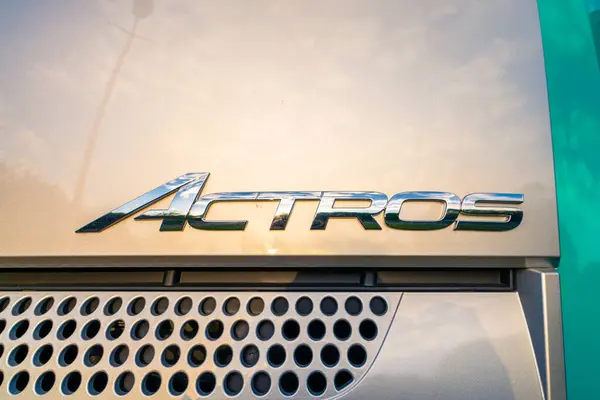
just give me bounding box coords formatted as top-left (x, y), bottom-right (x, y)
top-left (359, 319), bottom-right (378, 341)
top-left (0, 319), bottom-right (5, 335)
top-left (33, 344), bottom-right (53, 366)
top-left (10, 371), bottom-right (29, 395)
top-left (104, 297), bottom-right (122, 316)
top-left (282, 319), bottom-right (300, 341)
top-left (370, 296), bottom-right (388, 316)
top-left (307, 371), bottom-right (327, 396)
top-left (345, 296), bottom-right (363, 316)
top-left (241, 344), bottom-right (260, 367)
top-left (115, 371), bottom-right (134, 395)
top-left (199, 297), bottom-right (216, 316)
top-left (206, 320), bottom-right (224, 340)
top-left (110, 345), bottom-right (129, 367)
top-left (0, 343), bottom-right (3, 358)
top-left (348, 344), bottom-right (367, 367)
top-left (128, 297), bottom-right (145, 316)
top-left (0, 371), bottom-right (3, 388)
top-left (142, 372), bottom-right (161, 396)
top-left (181, 320), bottom-right (199, 341)
top-left (214, 344), bottom-right (233, 367)
top-left (257, 320), bottom-right (275, 341)
top-left (334, 370), bottom-right (354, 391)
top-left (320, 296), bottom-right (338, 316)
top-left (162, 344), bottom-right (181, 367)
top-left (308, 319), bottom-right (326, 341)
top-left (279, 371), bottom-right (299, 396)
top-left (294, 344), bottom-right (313, 367)
top-left (232, 320), bottom-right (249, 341)
top-left (10, 319), bottom-right (29, 339)
top-left (81, 297), bottom-right (99, 316)
top-left (224, 297), bottom-right (241, 316)
top-left (35, 297), bottom-right (54, 316)
top-left (58, 319), bottom-right (76, 340)
top-left (251, 371), bottom-right (271, 397)
top-left (62, 371), bottom-right (82, 395)
top-left (9, 344), bottom-right (28, 366)
top-left (34, 319), bottom-right (53, 340)
top-left (88, 371), bottom-right (108, 396)
top-left (107, 319), bottom-right (125, 340)
top-left (156, 319), bottom-right (174, 340)
top-left (0, 296), bottom-right (9, 313)
top-left (271, 297), bottom-right (289, 316)
top-left (82, 319), bottom-right (100, 340)
top-left (59, 344), bottom-right (78, 366)
top-left (136, 345), bottom-right (155, 367)
top-left (169, 372), bottom-right (188, 395)
top-left (131, 319), bottom-right (149, 340)
top-left (321, 344), bottom-right (340, 367)
top-left (35, 371), bottom-right (56, 395)
top-left (13, 297), bottom-right (32, 316)
top-left (175, 297), bottom-right (193, 316)
top-left (224, 371), bottom-right (244, 396)
top-left (84, 344), bottom-right (103, 367)
top-left (58, 297), bottom-right (77, 316)
top-left (333, 319), bottom-right (352, 341)
top-left (151, 297), bottom-right (169, 316)
top-left (248, 297), bottom-right (265, 316)
top-left (197, 372), bottom-right (216, 396)
top-left (188, 345), bottom-right (207, 367)
top-left (296, 296), bottom-right (313, 316)
top-left (267, 344), bottom-right (286, 367)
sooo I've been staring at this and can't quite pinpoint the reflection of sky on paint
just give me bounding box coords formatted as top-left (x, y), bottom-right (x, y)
top-left (0, 0), bottom-right (559, 256)
top-left (0, 1), bottom-right (108, 192)
top-left (1, 0), bottom-right (550, 194)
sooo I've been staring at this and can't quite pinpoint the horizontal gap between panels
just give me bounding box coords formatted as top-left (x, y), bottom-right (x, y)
top-left (0, 269), bottom-right (514, 291)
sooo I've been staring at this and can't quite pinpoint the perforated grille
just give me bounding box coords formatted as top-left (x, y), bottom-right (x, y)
top-left (0, 292), bottom-right (400, 398)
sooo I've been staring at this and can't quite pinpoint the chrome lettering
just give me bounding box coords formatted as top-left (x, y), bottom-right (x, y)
top-left (76, 173), bottom-right (524, 233)
top-left (257, 192), bottom-right (322, 230)
top-left (310, 192), bottom-right (388, 230)
top-left (134, 173), bottom-right (210, 231)
top-left (76, 173), bottom-right (209, 233)
top-left (188, 192), bottom-right (258, 230)
top-left (454, 193), bottom-right (524, 231)
top-left (384, 191), bottom-right (461, 230)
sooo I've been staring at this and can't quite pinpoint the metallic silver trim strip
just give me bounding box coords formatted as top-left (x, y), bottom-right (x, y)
top-left (0, 256), bottom-right (556, 270)
top-left (517, 268), bottom-right (566, 400)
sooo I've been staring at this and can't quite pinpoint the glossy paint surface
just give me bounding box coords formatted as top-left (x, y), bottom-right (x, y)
top-left (353, 292), bottom-right (545, 400)
top-left (0, 0), bottom-right (558, 258)
top-left (538, 0), bottom-right (600, 397)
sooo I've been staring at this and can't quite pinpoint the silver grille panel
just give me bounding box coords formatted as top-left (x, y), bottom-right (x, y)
top-left (0, 292), bottom-right (400, 398)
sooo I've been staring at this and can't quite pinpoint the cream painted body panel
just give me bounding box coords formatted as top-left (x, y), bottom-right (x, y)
top-left (0, 0), bottom-right (558, 259)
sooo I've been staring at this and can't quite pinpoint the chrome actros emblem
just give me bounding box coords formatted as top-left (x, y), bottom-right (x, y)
top-left (77, 173), bottom-right (524, 233)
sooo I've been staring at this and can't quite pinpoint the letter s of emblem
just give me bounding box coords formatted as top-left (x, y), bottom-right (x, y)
top-left (454, 193), bottom-right (524, 231)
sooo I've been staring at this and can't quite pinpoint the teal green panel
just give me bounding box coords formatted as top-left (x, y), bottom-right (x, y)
top-left (538, 0), bottom-right (600, 398)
